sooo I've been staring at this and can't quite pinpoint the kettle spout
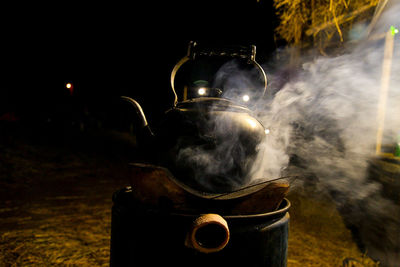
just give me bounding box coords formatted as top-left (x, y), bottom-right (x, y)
top-left (121, 96), bottom-right (154, 144)
top-left (121, 96), bottom-right (150, 128)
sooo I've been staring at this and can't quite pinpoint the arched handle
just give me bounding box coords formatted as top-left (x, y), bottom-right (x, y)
top-left (170, 41), bottom-right (268, 106)
top-left (170, 56), bottom-right (190, 106)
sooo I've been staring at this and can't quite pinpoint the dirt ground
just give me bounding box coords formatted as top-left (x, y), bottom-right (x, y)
top-left (0, 125), bottom-right (379, 266)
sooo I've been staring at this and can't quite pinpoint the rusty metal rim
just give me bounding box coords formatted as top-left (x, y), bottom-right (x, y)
top-left (169, 198), bottom-right (290, 220)
top-left (129, 162), bottom-right (293, 201)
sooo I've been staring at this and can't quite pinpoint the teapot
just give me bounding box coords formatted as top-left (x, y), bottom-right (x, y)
top-left (122, 41), bottom-right (268, 194)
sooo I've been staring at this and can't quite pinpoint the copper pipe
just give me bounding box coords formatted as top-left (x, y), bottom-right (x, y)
top-left (185, 214), bottom-right (230, 253)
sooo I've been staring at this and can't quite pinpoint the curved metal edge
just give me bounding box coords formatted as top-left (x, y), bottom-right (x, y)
top-left (170, 56), bottom-right (190, 106)
top-left (171, 198), bottom-right (291, 220)
top-left (250, 59), bottom-right (268, 96)
top-left (120, 96), bottom-right (148, 128)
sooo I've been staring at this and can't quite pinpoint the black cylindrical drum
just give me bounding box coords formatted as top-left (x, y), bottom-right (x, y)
top-left (110, 187), bottom-right (290, 267)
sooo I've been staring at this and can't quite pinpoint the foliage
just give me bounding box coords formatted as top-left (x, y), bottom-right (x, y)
top-left (274, 0), bottom-right (380, 53)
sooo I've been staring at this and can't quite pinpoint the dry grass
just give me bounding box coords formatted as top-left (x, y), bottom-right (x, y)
top-left (273, 0), bottom-right (380, 51)
top-left (0, 127), bottom-right (379, 266)
top-left (287, 190), bottom-right (379, 266)
top-left (0, 204), bottom-right (110, 266)
top-left (0, 128), bottom-right (130, 266)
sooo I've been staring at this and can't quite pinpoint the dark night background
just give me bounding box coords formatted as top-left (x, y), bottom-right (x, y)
top-left (0, 1), bottom-right (280, 126)
top-left (1, 2), bottom-right (398, 266)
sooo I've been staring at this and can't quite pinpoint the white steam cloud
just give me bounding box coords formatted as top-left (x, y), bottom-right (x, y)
top-left (213, 4), bottom-right (400, 266)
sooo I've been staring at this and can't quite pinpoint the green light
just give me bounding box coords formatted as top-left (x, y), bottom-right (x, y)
top-left (390, 25), bottom-right (399, 36)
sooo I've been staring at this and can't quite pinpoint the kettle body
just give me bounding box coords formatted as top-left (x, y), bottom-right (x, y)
top-left (155, 97), bottom-right (266, 193)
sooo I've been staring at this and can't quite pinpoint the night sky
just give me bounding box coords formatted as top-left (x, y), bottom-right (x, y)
top-left (1, 1), bottom-right (279, 123)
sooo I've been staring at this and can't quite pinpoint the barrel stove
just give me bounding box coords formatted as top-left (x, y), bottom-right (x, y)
top-left (110, 164), bottom-right (290, 267)
top-left (110, 189), bottom-right (290, 267)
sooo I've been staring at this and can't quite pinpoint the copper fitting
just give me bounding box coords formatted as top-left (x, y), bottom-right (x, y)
top-left (185, 213), bottom-right (230, 253)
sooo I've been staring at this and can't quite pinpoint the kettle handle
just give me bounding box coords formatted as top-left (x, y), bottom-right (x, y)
top-left (170, 41), bottom-right (268, 106)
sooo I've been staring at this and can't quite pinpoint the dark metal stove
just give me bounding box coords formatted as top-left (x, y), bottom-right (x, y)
top-left (110, 186), bottom-right (290, 267)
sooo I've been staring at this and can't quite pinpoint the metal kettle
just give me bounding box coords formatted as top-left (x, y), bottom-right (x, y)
top-left (122, 41), bottom-right (268, 194)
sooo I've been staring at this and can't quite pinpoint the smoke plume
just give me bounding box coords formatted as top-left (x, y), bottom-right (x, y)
top-left (210, 4), bottom-right (400, 266)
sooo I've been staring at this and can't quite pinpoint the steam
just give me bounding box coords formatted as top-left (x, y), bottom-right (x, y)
top-left (257, 50), bottom-right (385, 188)
top-left (254, 49), bottom-right (400, 265)
top-left (212, 4), bottom-right (400, 266)
top-left (176, 111), bottom-right (257, 192)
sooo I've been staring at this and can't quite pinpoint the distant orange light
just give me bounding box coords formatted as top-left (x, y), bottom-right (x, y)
top-left (65, 82), bottom-right (73, 95)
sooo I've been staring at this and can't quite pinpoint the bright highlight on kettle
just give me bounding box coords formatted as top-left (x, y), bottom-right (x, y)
top-left (198, 88), bottom-right (206, 96)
